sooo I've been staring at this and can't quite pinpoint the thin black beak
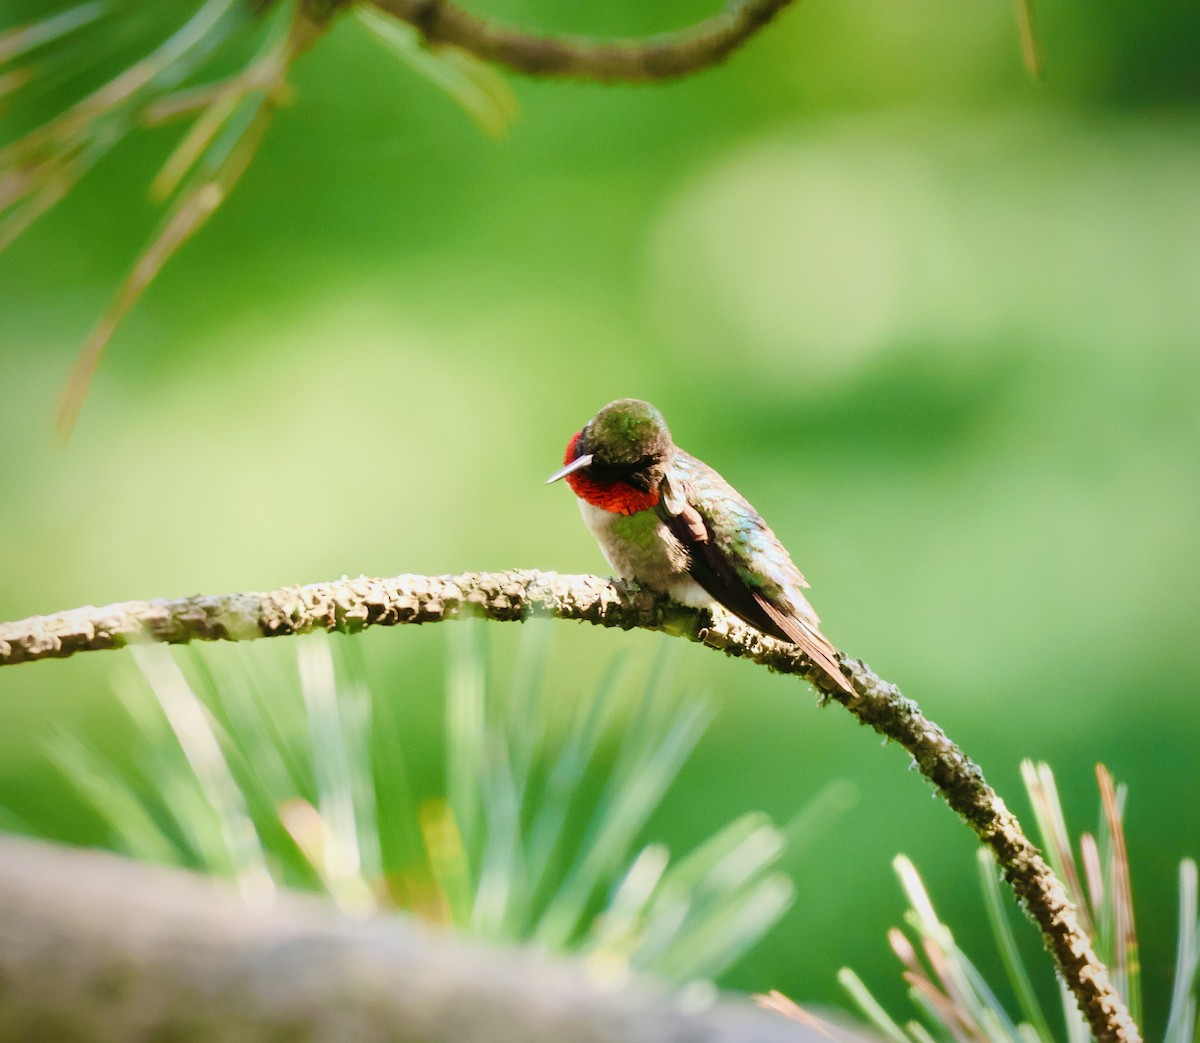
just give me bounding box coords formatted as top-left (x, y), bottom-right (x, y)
top-left (545, 453), bottom-right (594, 485)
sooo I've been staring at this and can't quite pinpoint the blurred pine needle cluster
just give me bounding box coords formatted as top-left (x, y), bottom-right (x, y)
top-left (21, 624), bottom-right (851, 987)
top-left (764, 763), bottom-right (1200, 1043)
top-left (0, 1), bottom-right (515, 433)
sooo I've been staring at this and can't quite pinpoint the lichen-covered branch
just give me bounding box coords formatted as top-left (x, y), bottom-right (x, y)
top-left (0, 571), bottom-right (1141, 1043)
top-left (363, 0), bottom-right (798, 81)
top-left (0, 571), bottom-right (675, 668)
top-left (0, 834), bottom-right (819, 1043)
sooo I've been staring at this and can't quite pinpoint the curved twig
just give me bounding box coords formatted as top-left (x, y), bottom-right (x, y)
top-left (0, 570), bottom-right (1141, 1043)
top-left (363, 0), bottom-right (799, 81)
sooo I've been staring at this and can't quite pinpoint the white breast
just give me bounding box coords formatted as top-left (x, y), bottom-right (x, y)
top-left (576, 499), bottom-right (712, 608)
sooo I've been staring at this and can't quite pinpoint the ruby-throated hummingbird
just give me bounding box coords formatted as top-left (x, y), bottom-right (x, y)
top-left (546, 398), bottom-right (853, 695)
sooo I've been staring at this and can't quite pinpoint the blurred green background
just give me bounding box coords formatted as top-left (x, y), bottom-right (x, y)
top-left (1, 0), bottom-right (1198, 1032)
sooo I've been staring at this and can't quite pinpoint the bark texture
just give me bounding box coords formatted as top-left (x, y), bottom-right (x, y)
top-left (0, 834), bottom-right (820, 1043)
top-left (0, 571), bottom-right (1141, 1043)
top-left (364, 0), bottom-right (798, 81)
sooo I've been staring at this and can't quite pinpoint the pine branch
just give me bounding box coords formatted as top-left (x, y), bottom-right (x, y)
top-left (0, 833), bottom-right (819, 1043)
top-left (362, 0), bottom-right (798, 81)
top-left (0, 570), bottom-right (1142, 1043)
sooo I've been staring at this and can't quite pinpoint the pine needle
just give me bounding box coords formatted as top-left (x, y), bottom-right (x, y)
top-left (357, 7), bottom-right (518, 140)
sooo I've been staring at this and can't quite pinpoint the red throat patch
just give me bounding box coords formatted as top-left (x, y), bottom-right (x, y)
top-left (562, 431), bottom-right (659, 516)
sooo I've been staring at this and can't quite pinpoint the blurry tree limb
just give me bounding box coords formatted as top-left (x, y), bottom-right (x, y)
top-left (0, 570), bottom-right (1141, 1043)
top-left (0, 833), bottom-right (818, 1043)
top-left (361, 0), bottom-right (798, 81)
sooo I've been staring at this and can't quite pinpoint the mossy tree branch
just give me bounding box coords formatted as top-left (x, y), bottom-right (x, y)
top-left (360, 0), bottom-right (799, 81)
top-left (0, 570), bottom-right (1141, 1043)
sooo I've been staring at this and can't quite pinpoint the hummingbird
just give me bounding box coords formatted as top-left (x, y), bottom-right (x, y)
top-left (546, 398), bottom-right (853, 695)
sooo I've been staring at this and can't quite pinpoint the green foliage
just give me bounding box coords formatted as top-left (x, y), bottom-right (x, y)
top-left (772, 763), bottom-right (1200, 1042)
top-left (0, 1), bottom-right (518, 431)
top-left (19, 625), bottom-right (840, 986)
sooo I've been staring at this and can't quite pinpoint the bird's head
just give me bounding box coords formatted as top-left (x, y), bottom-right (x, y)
top-left (546, 399), bottom-right (675, 513)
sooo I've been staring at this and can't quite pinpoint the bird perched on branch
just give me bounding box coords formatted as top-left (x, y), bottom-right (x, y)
top-left (547, 398), bottom-right (852, 695)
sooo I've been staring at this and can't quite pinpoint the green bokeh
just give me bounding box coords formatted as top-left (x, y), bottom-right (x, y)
top-left (2, 0), bottom-right (1198, 1030)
